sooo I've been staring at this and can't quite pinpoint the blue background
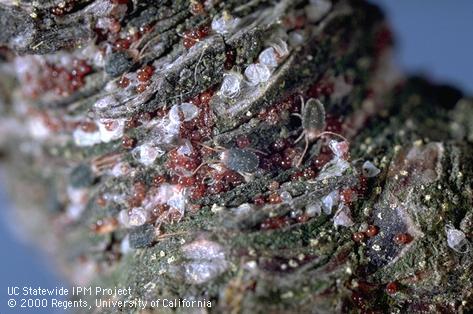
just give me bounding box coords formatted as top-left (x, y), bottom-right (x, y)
top-left (1, 1), bottom-right (472, 313)
top-left (0, 174), bottom-right (67, 314)
top-left (375, 0), bottom-right (473, 94)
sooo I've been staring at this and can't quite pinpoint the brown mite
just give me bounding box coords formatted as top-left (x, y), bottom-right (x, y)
top-left (292, 97), bottom-right (347, 166)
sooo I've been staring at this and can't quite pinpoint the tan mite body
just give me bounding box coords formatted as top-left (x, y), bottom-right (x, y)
top-left (293, 97), bottom-right (346, 166)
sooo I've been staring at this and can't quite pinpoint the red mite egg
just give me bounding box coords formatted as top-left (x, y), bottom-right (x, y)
top-left (271, 138), bottom-right (287, 152)
top-left (268, 193), bottom-right (282, 204)
top-left (139, 112), bottom-right (152, 122)
top-left (91, 217), bottom-right (118, 234)
top-left (51, 7), bottom-right (65, 16)
top-left (394, 233), bottom-right (412, 244)
top-left (280, 155), bottom-right (294, 169)
top-left (51, 1), bottom-right (75, 16)
top-left (224, 171), bottom-right (241, 185)
top-left (139, 24), bottom-right (153, 34)
top-left (261, 216), bottom-right (289, 230)
top-left (224, 49), bottom-right (236, 70)
top-left (190, 183), bottom-right (206, 200)
top-left (168, 209), bottom-right (183, 222)
top-left (266, 108), bottom-right (280, 125)
top-left (153, 175), bottom-right (166, 186)
top-left (109, 19), bottom-right (121, 33)
top-left (128, 197), bottom-right (141, 208)
top-left (386, 282), bottom-right (398, 294)
top-left (72, 59), bottom-right (92, 77)
top-left (302, 167), bottom-right (316, 179)
top-left (291, 171), bottom-right (303, 181)
top-left (183, 25), bottom-right (210, 49)
top-left (356, 281), bottom-right (377, 295)
top-left (183, 37), bottom-right (196, 49)
top-left (80, 121), bottom-right (97, 132)
top-left (137, 65), bottom-right (155, 82)
top-left (313, 151), bottom-right (332, 170)
top-left (143, 65), bottom-right (154, 75)
top-left (199, 89), bottom-right (214, 105)
top-left (340, 188), bottom-right (356, 204)
top-left (268, 181), bottom-right (279, 191)
top-left (325, 115), bottom-right (343, 134)
top-left (196, 25), bottom-right (209, 38)
top-left (178, 176), bottom-right (196, 187)
top-left (236, 136), bottom-right (251, 148)
top-left (170, 175), bottom-right (179, 185)
top-left (118, 76), bottom-right (130, 88)
top-left (351, 292), bottom-right (366, 309)
top-left (152, 204), bottom-right (169, 219)
top-left (104, 120), bottom-right (117, 131)
top-left (355, 175), bottom-right (369, 196)
top-left (190, 1), bottom-right (204, 15)
top-left (136, 83), bottom-right (148, 93)
top-left (133, 181), bottom-right (146, 197)
top-left (126, 32), bottom-right (141, 43)
top-left (352, 232), bottom-right (366, 243)
top-left (268, 153), bottom-right (282, 169)
top-left (189, 95), bottom-right (201, 106)
top-left (114, 38), bottom-right (131, 50)
top-left (189, 204), bottom-right (201, 213)
top-left (253, 195), bottom-right (265, 206)
top-left (121, 136), bottom-right (135, 149)
top-left (365, 225), bottom-right (379, 237)
top-left (296, 214), bottom-right (309, 223)
top-left (125, 117), bottom-right (139, 129)
top-left (208, 182), bottom-right (224, 194)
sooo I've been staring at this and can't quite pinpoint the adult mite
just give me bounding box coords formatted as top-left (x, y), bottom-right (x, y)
top-left (293, 97), bottom-right (347, 166)
top-left (220, 148), bottom-right (260, 173)
top-left (195, 144), bottom-right (262, 174)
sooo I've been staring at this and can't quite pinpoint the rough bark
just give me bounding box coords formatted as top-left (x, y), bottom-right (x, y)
top-left (0, 0), bottom-right (472, 313)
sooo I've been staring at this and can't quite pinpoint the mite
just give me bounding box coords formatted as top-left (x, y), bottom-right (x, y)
top-left (220, 148), bottom-right (260, 173)
top-left (194, 144), bottom-right (262, 175)
top-left (293, 97), bottom-right (347, 166)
